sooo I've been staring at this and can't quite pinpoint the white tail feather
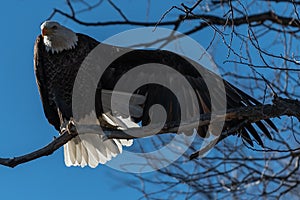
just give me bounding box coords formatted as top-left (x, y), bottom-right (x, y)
top-left (64, 111), bottom-right (137, 168)
top-left (64, 135), bottom-right (132, 168)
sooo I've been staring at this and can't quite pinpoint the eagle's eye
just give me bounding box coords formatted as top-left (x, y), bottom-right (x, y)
top-left (52, 25), bottom-right (58, 30)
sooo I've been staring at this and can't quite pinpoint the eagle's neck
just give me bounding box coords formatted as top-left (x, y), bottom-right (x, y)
top-left (43, 33), bottom-right (78, 54)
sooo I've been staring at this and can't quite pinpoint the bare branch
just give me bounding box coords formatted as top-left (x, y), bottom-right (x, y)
top-left (0, 131), bottom-right (77, 168)
top-left (106, 97), bottom-right (300, 139)
top-left (48, 9), bottom-right (300, 29)
top-left (0, 97), bottom-right (298, 168)
top-left (66, 0), bottom-right (75, 17)
top-left (107, 0), bottom-right (129, 22)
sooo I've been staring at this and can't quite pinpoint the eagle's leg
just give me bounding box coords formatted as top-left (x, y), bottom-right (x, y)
top-left (59, 117), bottom-right (77, 134)
top-left (56, 105), bottom-right (75, 134)
top-left (66, 118), bottom-right (77, 134)
top-left (53, 93), bottom-right (74, 134)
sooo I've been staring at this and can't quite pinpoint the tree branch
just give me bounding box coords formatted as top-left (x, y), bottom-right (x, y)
top-left (0, 97), bottom-right (298, 168)
top-left (106, 97), bottom-right (300, 139)
top-left (48, 9), bottom-right (300, 30)
top-left (0, 131), bottom-right (77, 168)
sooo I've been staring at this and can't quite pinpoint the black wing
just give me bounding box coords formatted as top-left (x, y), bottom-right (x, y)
top-left (34, 35), bottom-right (61, 130)
top-left (96, 49), bottom-right (277, 146)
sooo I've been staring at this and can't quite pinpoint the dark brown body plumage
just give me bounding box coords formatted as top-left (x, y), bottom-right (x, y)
top-left (34, 34), bottom-right (99, 130)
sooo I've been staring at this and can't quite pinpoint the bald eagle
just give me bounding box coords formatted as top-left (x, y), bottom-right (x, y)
top-left (34, 21), bottom-right (276, 168)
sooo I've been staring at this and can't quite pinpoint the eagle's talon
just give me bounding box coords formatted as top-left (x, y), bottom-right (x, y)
top-left (60, 121), bottom-right (68, 134)
top-left (59, 118), bottom-right (77, 134)
top-left (66, 118), bottom-right (77, 134)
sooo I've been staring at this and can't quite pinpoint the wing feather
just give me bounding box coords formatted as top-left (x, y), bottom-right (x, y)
top-left (34, 35), bottom-right (61, 130)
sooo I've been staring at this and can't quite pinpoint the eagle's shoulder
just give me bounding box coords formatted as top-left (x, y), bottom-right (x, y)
top-left (76, 33), bottom-right (99, 51)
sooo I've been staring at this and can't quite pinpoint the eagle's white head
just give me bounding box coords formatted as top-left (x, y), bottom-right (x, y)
top-left (40, 21), bottom-right (78, 54)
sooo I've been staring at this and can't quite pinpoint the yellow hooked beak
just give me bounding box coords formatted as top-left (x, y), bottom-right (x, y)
top-left (42, 27), bottom-right (53, 37)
